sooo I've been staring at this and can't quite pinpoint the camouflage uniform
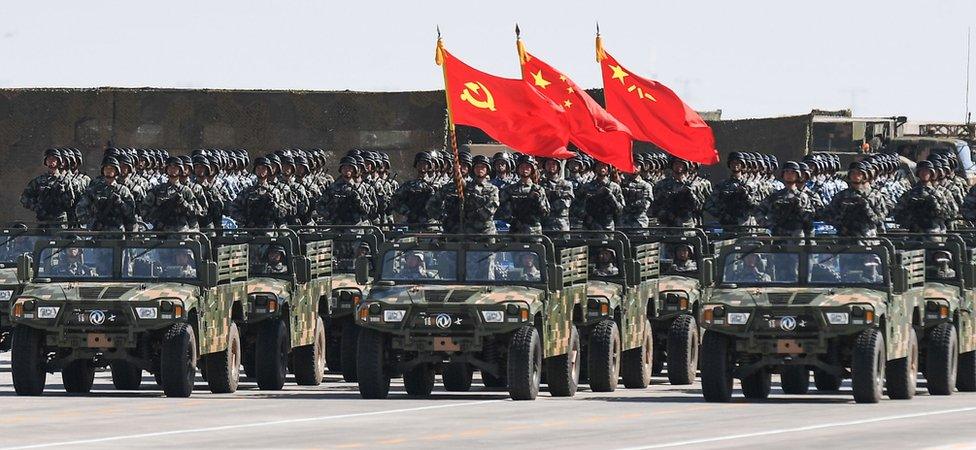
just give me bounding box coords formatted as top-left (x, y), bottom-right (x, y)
top-left (757, 187), bottom-right (816, 237)
top-left (143, 182), bottom-right (203, 231)
top-left (427, 179), bottom-right (499, 234)
top-left (822, 187), bottom-right (887, 237)
top-left (317, 178), bottom-right (373, 226)
top-left (619, 176), bottom-right (653, 228)
top-left (76, 181), bottom-right (136, 231)
top-left (499, 181), bottom-right (550, 234)
top-left (231, 182), bottom-right (289, 228)
top-left (651, 178), bottom-right (706, 227)
top-left (540, 176), bottom-right (574, 231)
top-left (393, 178), bottom-right (438, 229)
top-left (21, 172), bottom-right (76, 222)
top-left (705, 177), bottom-right (759, 226)
top-left (893, 184), bottom-right (955, 233)
top-left (579, 178), bottom-right (626, 231)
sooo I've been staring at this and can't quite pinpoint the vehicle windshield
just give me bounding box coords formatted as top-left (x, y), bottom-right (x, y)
top-left (380, 250), bottom-right (457, 281)
top-left (38, 245), bottom-right (114, 279)
top-left (123, 247), bottom-right (198, 279)
top-left (589, 246), bottom-right (624, 279)
top-left (808, 253), bottom-right (884, 285)
top-left (466, 250), bottom-right (542, 282)
top-left (0, 235), bottom-right (45, 263)
top-left (248, 243), bottom-right (290, 276)
top-left (660, 243), bottom-right (700, 275)
top-left (722, 252), bottom-right (798, 284)
top-left (333, 240), bottom-right (372, 274)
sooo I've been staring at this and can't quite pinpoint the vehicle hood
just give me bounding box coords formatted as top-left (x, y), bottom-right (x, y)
top-left (587, 280), bottom-right (622, 300)
top-left (367, 284), bottom-right (544, 306)
top-left (20, 282), bottom-right (200, 303)
top-left (709, 287), bottom-right (888, 308)
top-left (247, 277), bottom-right (291, 299)
top-left (659, 275), bottom-right (700, 295)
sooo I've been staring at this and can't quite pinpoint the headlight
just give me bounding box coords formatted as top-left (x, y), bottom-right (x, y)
top-left (383, 310), bottom-right (405, 322)
top-left (0, 290), bottom-right (13, 301)
top-left (727, 312), bottom-right (750, 325)
top-left (481, 310), bottom-right (504, 323)
top-left (825, 312), bottom-right (849, 325)
top-left (136, 307), bottom-right (158, 319)
top-left (36, 306), bottom-right (59, 319)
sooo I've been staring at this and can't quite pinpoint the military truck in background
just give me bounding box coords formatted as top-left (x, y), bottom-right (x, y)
top-left (214, 229), bottom-right (332, 389)
top-left (0, 227), bottom-right (58, 351)
top-left (699, 236), bottom-right (924, 403)
top-left (9, 231), bottom-right (248, 397)
top-left (354, 234), bottom-right (588, 400)
top-left (547, 231), bottom-right (659, 391)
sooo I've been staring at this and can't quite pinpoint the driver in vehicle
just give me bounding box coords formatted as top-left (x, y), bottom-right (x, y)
top-left (810, 254), bottom-right (841, 283)
top-left (929, 250), bottom-right (956, 279)
top-left (592, 247), bottom-right (619, 277)
top-left (398, 251), bottom-right (429, 280)
top-left (517, 252), bottom-right (541, 281)
top-left (264, 245), bottom-right (288, 274)
top-left (731, 253), bottom-right (771, 282)
top-left (162, 249), bottom-right (197, 278)
top-left (841, 254), bottom-right (883, 283)
top-left (672, 244), bottom-right (698, 273)
top-left (49, 247), bottom-right (97, 277)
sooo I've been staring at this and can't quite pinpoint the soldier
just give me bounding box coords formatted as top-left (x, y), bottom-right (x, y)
top-left (398, 251), bottom-right (429, 280)
top-left (619, 155), bottom-right (654, 228)
top-left (294, 154), bottom-right (321, 225)
top-left (822, 161), bottom-right (887, 237)
top-left (539, 157), bottom-right (574, 231)
top-left (263, 245), bottom-right (289, 274)
top-left (76, 157), bottom-right (136, 231)
top-left (566, 153), bottom-right (590, 229)
top-left (579, 160), bottom-right (626, 231)
top-left (317, 156), bottom-right (373, 226)
top-left (498, 155), bottom-right (550, 234)
top-left (705, 152), bottom-right (760, 226)
top-left (192, 155), bottom-right (230, 231)
top-left (393, 152), bottom-right (438, 230)
top-left (278, 154), bottom-right (312, 226)
top-left (757, 161), bottom-right (816, 237)
top-left (21, 148), bottom-right (76, 224)
top-left (227, 157), bottom-right (286, 228)
top-left (143, 157), bottom-right (203, 232)
top-left (427, 155), bottom-right (499, 234)
top-left (671, 244), bottom-right (698, 273)
top-left (730, 253), bottom-right (772, 282)
top-left (651, 158), bottom-right (707, 227)
top-left (592, 247), bottom-right (619, 277)
top-left (491, 152), bottom-right (516, 188)
top-left (376, 152), bottom-right (398, 225)
top-left (893, 160), bottom-right (955, 234)
top-left (49, 247), bottom-right (97, 277)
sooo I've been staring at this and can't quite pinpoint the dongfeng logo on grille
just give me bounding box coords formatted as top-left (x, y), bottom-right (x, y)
top-left (89, 310), bottom-right (106, 325)
top-left (435, 313), bottom-right (452, 329)
top-left (780, 316), bottom-right (797, 331)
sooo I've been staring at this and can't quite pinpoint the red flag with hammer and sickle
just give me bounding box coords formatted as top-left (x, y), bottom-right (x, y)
top-left (519, 41), bottom-right (636, 173)
top-left (436, 42), bottom-right (574, 159)
top-left (597, 38), bottom-right (719, 165)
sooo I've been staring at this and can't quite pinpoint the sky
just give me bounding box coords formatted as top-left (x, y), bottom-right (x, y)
top-left (2, 0), bottom-right (975, 121)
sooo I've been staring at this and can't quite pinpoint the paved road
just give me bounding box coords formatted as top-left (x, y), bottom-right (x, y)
top-left (1, 352), bottom-right (976, 449)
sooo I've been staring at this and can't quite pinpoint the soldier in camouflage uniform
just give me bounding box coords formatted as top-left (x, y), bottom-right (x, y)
top-left (619, 155), bottom-right (654, 228)
top-left (491, 152), bottom-right (516, 188)
top-left (757, 161), bottom-right (816, 237)
top-left (21, 148), bottom-right (76, 224)
top-left (192, 155), bottom-right (230, 230)
top-left (579, 160), bottom-right (626, 231)
top-left (566, 154), bottom-right (590, 229)
top-left (278, 154), bottom-right (312, 226)
top-left (294, 154), bottom-right (321, 225)
top-left (822, 161), bottom-right (887, 237)
top-left (393, 152), bottom-right (438, 230)
top-left (64, 148), bottom-right (89, 227)
top-left (498, 155), bottom-right (550, 234)
top-left (76, 157), bottom-right (136, 231)
top-left (229, 157), bottom-right (289, 228)
top-left (426, 155), bottom-right (499, 234)
top-left (143, 157), bottom-right (204, 231)
top-left (651, 158), bottom-right (707, 227)
top-left (540, 157), bottom-right (574, 231)
top-left (376, 152), bottom-right (398, 225)
top-left (317, 156), bottom-right (374, 226)
top-left (894, 160), bottom-right (956, 234)
top-left (705, 152), bottom-right (760, 226)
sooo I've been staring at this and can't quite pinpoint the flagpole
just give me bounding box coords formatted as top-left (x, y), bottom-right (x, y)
top-left (435, 29), bottom-right (466, 233)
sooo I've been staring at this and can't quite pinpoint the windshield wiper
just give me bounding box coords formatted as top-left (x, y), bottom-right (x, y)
top-left (129, 242), bottom-right (168, 264)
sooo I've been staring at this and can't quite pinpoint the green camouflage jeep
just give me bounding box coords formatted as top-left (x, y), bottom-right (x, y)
top-left (547, 231), bottom-right (659, 391)
top-left (9, 231), bottom-right (248, 397)
top-left (215, 229), bottom-right (332, 389)
top-left (0, 228), bottom-right (57, 351)
top-left (699, 236), bottom-right (924, 403)
top-left (354, 234), bottom-right (587, 400)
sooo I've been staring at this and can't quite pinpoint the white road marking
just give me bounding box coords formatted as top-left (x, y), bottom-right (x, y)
top-left (1, 399), bottom-right (504, 449)
top-left (617, 406), bottom-right (976, 449)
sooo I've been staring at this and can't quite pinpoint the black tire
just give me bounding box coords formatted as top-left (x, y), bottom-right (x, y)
top-left (926, 323), bottom-right (958, 396)
top-left (621, 320), bottom-right (653, 389)
top-left (546, 324), bottom-right (580, 397)
top-left (356, 328), bottom-right (391, 399)
top-left (667, 315), bottom-right (699, 385)
top-left (507, 326), bottom-right (542, 400)
top-left (442, 362), bottom-right (473, 392)
top-left (741, 368), bottom-right (771, 400)
top-left (958, 350), bottom-right (976, 392)
top-left (159, 322), bottom-right (197, 398)
top-left (341, 324), bottom-right (360, 382)
top-left (651, 346), bottom-right (665, 376)
top-left (851, 328), bottom-right (885, 404)
top-left (242, 345), bottom-right (256, 379)
top-left (780, 366), bottom-right (810, 395)
top-left (587, 320), bottom-right (621, 392)
top-left (326, 330), bottom-right (342, 373)
top-left (481, 338), bottom-right (508, 388)
top-left (813, 369), bottom-right (843, 391)
top-left (700, 331), bottom-right (734, 402)
top-left (205, 322), bottom-right (241, 394)
top-left (111, 361), bottom-right (143, 390)
top-left (293, 317), bottom-right (326, 386)
top-left (62, 359), bottom-right (95, 394)
top-left (256, 319), bottom-right (289, 390)
top-left (886, 327), bottom-right (918, 400)
top-left (404, 363), bottom-right (435, 397)
top-left (11, 325), bottom-right (47, 396)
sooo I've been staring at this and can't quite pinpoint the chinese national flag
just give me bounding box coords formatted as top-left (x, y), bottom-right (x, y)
top-left (436, 43), bottom-right (574, 159)
top-left (598, 43), bottom-right (719, 165)
top-left (519, 45), bottom-right (635, 173)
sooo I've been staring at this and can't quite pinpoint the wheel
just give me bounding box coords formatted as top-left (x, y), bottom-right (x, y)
top-left (62, 359), bottom-right (95, 394)
top-left (293, 317), bottom-right (326, 386)
top-left (741, 368), bottom-right (771, 400)
top-left (341, 325), bottom-right (360, 382)
top-left (546, 324), bottom-right (580, 397)
top-left (621, 319), bottom-right (653, 389)
top-left (159, 322), bottom-right (197, 398)
top-left (326, 329), bottom-right (342, 373)
top-left (780, 366), bottom-right (810, 395)
top-left (651, 346), bottom-right (665, 375)
top-left (700, 331), bottom-right (733, 402)
top-left (958, 350), bottom-right (976, 392)
top-left (926, 323), bottom-right (958, 395)
top-left (404, 363), bottom-right (435, 397)
top-left (256, 319), bottom-right (289, 390)
top-left (111, 361), bottom-right (143, 390)
top-left (242, 345), bottom-right (256, 379)
top-left (507, 326), bottom-right (542, 400)
top-left (886, 327), bottom-right (918, 400)
top-left (356, 328), bottom-right (391, 399)
top-left (851, 328), bottom-right (885, 404)
top-left (481, 338), bottom-right (508, 388)
top-left (204, 322), bottom-right (241, 394)
top-left (587, 320), bottom-right (621, 392)
top-left (813, 369), bottom-right (843, 391)
top-left (667, 315), bottom-right (699, 385)
top-left (442, 362), bottom-right (473, 392)
top-left (11, 325), bottom-right (47, 396)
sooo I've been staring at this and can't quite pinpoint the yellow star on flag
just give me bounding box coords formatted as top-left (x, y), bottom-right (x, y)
top-left (566, 86), bottom-right (575, 94)
top-left (531, 70), bottom-right (551, 89)
top-left (563, 99), bottom-right (572, 108)
top-left (609, 65), bottom-right (629, 85)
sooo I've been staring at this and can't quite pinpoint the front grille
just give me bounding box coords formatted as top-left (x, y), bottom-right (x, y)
top-left (767, 293), bottom-right (792, 305)
top-left (101, 286), bottom-right (133, 299)
top-left (424, 290), bottom-right (449, 303)
top-left (409, 310), bottom-right (475, 333)
top-left (792, 293), bottom-right (820, 305)
top-left (78, 287), bottom-right (104, 299)
top-left (447, 289), bottom-right (482, 303)
top-left (752, 311), bottom-right (820, 334)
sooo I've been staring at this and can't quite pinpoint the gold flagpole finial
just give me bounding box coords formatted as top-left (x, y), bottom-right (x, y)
top-left (435, 26), bottom-right (445, 66)
top-left (595, 23), bottom-right (606, 62)
top-left (516, 23), bottom-right (528, 64)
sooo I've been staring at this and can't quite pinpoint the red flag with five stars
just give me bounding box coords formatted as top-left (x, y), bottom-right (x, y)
top-left (597, 38), bottom-right (719, 165)
top-left (519, 41), bottom-right (635, 172)
top-left (436, 41), bottom-right (574, 159)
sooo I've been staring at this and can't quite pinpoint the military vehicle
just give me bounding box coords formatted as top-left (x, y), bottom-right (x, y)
top-left (9, 231), bottom-right (248, 397)
top-left (699, 236), bottom-right (924, 403)
top-left (547, 231), bottom-right (659, 391)
top-left (353, 234), bottom-right (587, 400)
top-left (214, 229), bottom-right (332, 389)
top-left (297, 225), bottom-right (385, 382)
top-left (0, 227), bottom-right (56, 351)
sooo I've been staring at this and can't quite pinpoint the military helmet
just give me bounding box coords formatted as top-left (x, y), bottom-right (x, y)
top-left (379, 152), bottom-right (391, 170)
top-left (43, 148), bottom-right (64, 166)
top-left (414, 151), bottom-right (432, 169)
top-left (471, 154), bottom-right (493, 176)
top-left (781, 160), bottom-right (801, 174)
top-left (915, 160), bottom-right (935, 176)
top-left (339, 155), bottom-right (361, 174)
top-left (293, 155), bottom-right (310, 172)
top-left (252, 156), bottom-right (272, 173)
top-left (516, 154), bottom-right (538, 169)
top-left (458, 151), bottom-right (473, 168)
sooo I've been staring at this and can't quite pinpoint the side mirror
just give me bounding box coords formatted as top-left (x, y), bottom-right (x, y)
top-left (203, 261), bottom-right (218, 287)
top-left (354, 256), bottom-right (370, 285)
top-left (627, 261), bottom-right (641, 286)
top-left (295, 256), bottom-right (311, 284)
top-left (16, 253), bottom-right (32, 283)
top-left (701, 259), bottom-right (714, 286)
top-left (892, 267), bottom-right (907, 294)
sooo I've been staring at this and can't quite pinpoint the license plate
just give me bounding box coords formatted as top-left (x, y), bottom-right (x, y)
top-left (776, 339), bottom-right (804, 354)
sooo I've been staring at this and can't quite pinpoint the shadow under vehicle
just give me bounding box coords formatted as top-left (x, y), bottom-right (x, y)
top-left (353, 234), bottom-right (587, 400)
top-left (9, 231), bottom-right (248, 397)
top-left (699, 236), bottom-right (924, 403)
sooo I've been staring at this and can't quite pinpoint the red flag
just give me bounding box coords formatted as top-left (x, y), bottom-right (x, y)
top-left (597, 41), bottom-right (719, 165)
top-left (519, 43), bottom-right (635, 172)
top-left (436, 42), bottom-right (574, 159)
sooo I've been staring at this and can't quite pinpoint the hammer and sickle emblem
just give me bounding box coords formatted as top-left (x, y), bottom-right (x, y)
top-left (460, 81), bottom-right (496, 111)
